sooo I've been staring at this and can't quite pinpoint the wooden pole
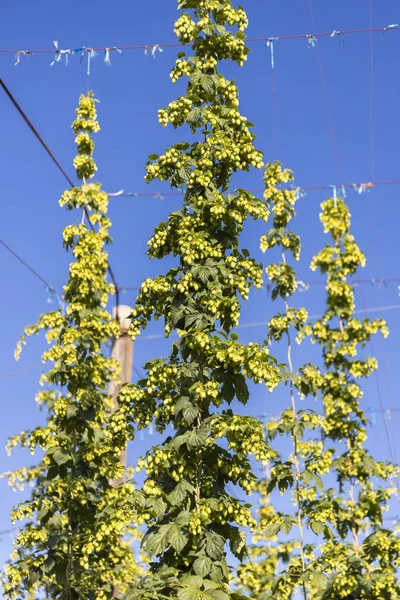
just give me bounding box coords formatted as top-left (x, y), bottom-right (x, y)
top-left (109, 306), bottom-right (133, 597)
top-left (109, 305), bottom-right (133, 488)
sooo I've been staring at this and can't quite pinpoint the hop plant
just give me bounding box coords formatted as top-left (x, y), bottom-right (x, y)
top-left (3, 93), bottom-right (143, 599)
top-left (120, 3), bottom-right (286, 600)
top-left (236, 166), bottom-right (399, 599)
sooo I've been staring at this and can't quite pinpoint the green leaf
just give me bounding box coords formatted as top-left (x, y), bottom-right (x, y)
top-left (199, 74), bottom-right (215, 93)
top-left (186, 425), bottom-right (208, 449)
top-left (233, 374), bottom-right (249, 404)
top-left (177, 588), bottom-right (201, 600)
top-left (311, 521), bottom-right (325, 535)
top-left (169, 524), bottom-right (188, 553)
top-left (314, 474), bottom-right (324, 490)
top-left (264, 523), bottom-right (281, 538)
top-left (174, 397), bottom-right (192, 417)
top-left (190, 69), bottom-right (202, 86)
top-left (148, 154), bottom-right (159, 160)
top-left (221, 381), bottom-right (235, 403)
top-left (42, 556), bottom-right (55, 573)
top-left (152, 498), bottom-right (167, 519)
top-left (145, 524), bottom-right (171, 556)
top-left (266, 477), bottom-right (277, 494)
top-left (280, 518), bottom-right (294, 535)
top-left (205, 532), bottom-right (225, 559)
top-left (229, 527), bottom-right (247, 561)
top-left (168, 480), bottom-right (194, 506)
top-left (310, 572), bottom-right (329, 589)
top-left (53, 448), bottom-right (71, 466)
top-left (202, 584), bottom-right (230, 600)
top-left (210, 563), bottom-right (226, 583)
top-left (183, 403), bottom-right (199, 425)
top-left (174, 511), bottom-right (191, 528)
top-left (178, 164), bottom-right (193, 182)
top-left (193, 555), bottom-right (212, 578)
top-left (293, 422), bottom-right (305, 438)
top-left (302, 470), bottom-right (314, 484)
top-left (178, 576), bottom-right (203, 600)
top-left (66, 405), bottom-right (77, 419)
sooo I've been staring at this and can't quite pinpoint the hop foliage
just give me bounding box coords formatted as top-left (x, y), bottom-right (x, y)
top-left (121, 3), bottom-right (285, 599)
top-left (3, 93), bottom-right (143, 599)
top-left (235, 165), bottom-right (399, 599)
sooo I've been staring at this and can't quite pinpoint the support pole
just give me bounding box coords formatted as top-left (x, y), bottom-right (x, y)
top-left (109, 306), bottom-right (133, 598)
top-left (109, 305), bottom-right (133, 487)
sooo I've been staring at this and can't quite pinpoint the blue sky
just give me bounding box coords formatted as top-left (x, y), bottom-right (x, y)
top-left (1, 0), bottom-right (400, 569)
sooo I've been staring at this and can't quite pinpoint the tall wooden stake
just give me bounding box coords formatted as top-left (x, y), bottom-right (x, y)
top-left (109, 306), bottom-right (134, 597)
top-left (110, 305), bottom-right (133, 487)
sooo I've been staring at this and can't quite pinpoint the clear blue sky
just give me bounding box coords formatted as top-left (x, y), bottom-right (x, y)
top-left (1, 0), bottom-right (400, 568)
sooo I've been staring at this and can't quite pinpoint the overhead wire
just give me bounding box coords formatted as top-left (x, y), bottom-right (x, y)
top-left (109, 178), bottom-right (400, 200)
top-left (0, 239), bottom-right (62, 302)
top-left (1, 25), bottom-right (400, 56)
top-left (2, 304), bottom-right (399, 380)
top-left (117, 277), bottom-right (400, 293)
top-left (136, 303), bottom-right (400, 341)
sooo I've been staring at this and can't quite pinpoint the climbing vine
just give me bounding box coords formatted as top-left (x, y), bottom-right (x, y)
top-left (2, 4), bottom-right (398, 600)
top-left (3, 93), bottom-right (142, 599)
top-left (235, 165), bottom-right (399, 599)
top-left (120, 2), bottom-right (285, 599)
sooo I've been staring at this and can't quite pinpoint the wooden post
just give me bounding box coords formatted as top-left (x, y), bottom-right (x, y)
top-left (109, 306), bottom-right (133, 598)
top-left (109, 305), bottom-right (133, 487)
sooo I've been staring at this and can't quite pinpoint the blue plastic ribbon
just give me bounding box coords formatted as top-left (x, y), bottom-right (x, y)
top-left (357, 183), bottom-right (373, 194)
top-left (330, 185), bottom-right (337, 208)
top-left (297, 280), bottom-right (310, 293)
top-left (266, 38), bottom-right (275, 69)
top-left (45, 285), bottom-right (65, 314)
top-left (144, 44), bottom-right (163, 58)
top-left (307, 35), bottom-right (317, 48)
top-left (73, 46), bottom-right (88, 60)
top-left (87, 49), bottom-right (97, 75)
top-left (73, 46), bottom-right (97, 74)
top-left (384, 409), bottom-right (392, 421)
top-left (341, 185), bottom-right (346, 198)
top-left (294, 186), bottom-right (307, 201)
top-left (50, 41), bottom-right (70, 66)
top-left (331, 30), bottom-right (345, 45)
top-left (367, 406), bottom-right (377, 425)
top-left (104, 47), bottom-right (122, 66)
top-left (14, 50), bottom-right (32, 66)
top-left (383, 23), bottom-right (399, 37)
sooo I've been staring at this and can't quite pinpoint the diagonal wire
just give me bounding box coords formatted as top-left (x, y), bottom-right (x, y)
top-left (0, 238), bottom-right (62, 301)
top-left (0, 77), bottom-right (120, 310)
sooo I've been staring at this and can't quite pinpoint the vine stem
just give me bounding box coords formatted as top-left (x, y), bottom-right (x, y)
top-left (282, 251), bottom-right (308, 600)
top-left (337, 249), bottom-right (360, 553)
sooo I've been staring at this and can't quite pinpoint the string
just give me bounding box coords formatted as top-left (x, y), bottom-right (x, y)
top-left (2, 25), bottom-right (400, 56)
top-left (109, 178), bottom-right (400, 199)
